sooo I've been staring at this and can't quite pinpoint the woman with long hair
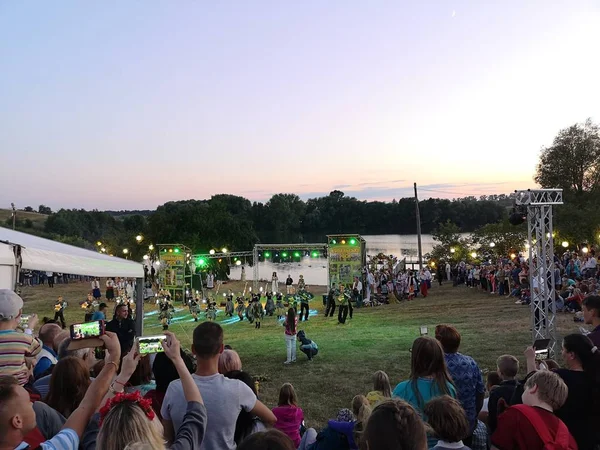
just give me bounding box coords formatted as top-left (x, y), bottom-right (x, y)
top-left (45, 356), bottom-right (91, 418)
top-left (224, 370), bottom-right (266, 445)
top-left (367, 370), bottom-right (392, 406)
top-left (554, 333), bottom-right (600, 450)
top-left (392, 336), bottom-right (457, 448)
top-left (283, 307), bottom-right (297, 364)
top-left (272, 383), bottom-right (304, 447)
top-left (97, 332), bottom-right (206, 450)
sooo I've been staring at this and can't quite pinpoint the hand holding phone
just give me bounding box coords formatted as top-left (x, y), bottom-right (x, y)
top-left (19, 315), bottom-right (30, 329)
top-left (137, 335), bottom-right (167, 355)
top-left (70, 320), bottom-right (105, 340)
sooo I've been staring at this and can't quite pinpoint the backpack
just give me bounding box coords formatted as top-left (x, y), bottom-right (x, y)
top-left (513, 404), bottom-right (575, 450)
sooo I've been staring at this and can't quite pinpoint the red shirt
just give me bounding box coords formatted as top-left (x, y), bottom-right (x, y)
top-left (492, 405), bottom-right (577, 450)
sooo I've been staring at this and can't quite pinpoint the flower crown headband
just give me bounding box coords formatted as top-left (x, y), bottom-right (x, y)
top-left (99, 391), bottom-right (155, 425)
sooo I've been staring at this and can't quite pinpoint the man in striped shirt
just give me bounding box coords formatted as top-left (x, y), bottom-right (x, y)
top-left (0, 290), bottom-right (42, 385)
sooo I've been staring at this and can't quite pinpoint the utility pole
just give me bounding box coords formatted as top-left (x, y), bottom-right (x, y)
top-left (11, 203), bottom-right (16, 230)
top-left (414, 183), bottom-right (423, 271)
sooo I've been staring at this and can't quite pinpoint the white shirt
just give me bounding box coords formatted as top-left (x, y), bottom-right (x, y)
top-left (589, 257), bottom-right (597, 269)
top-left (353, 281), bottom-right (363, 291)
top-left (424, 270), bottom-right (432, 280)
top-left (367, 273), bottom-right (375, 286)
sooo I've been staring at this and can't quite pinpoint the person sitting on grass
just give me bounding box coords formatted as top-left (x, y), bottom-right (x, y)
top-left (237, 429), bottom-right (296, 450)
top-left (224, 370), bottom-right (267, 445)
top-left (272, 382), bottom-right (317, 448)
top-left (582, 295), bottom-right (600, 346)
top-left (97, 331), bottom-right (207, 450)
top-left (361, 398), bottom-right (428, 450)
top-left (491, 370), bottom-right (577, 450)
top-left (144, 349), bottom-right (195, 422)
top-left (393, 336), bottom-right (457, 448)
top-left (218, 349), bottom-right (242, 374)
top-left (487, 354), bottom-right (519, 433)
top-left (366, 370), bottom-right (392, 407)
top-left (424, 395), bottom-right (471, 450)
top-left (435, 324), bottom-right (485, 446)
top-left (0, 331), bottom-right (121, 450)
top-left (161, 322), bottom-right (276, 450)
top-left (478, 371), bottom-right (501, 425)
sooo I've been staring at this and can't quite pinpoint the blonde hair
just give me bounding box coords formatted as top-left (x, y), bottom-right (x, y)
top-left (352, 395), bottom-right (372, 446)
top-left (524, 370), bottom-right (569, 411)
top-left (372, 370), bottom-right (392, 398)
top-left (218, 349), bottom-right (242, 374)
top-left (97, 401), bottom-right (165, 450)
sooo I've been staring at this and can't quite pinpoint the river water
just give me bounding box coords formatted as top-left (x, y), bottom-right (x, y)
top-left (228, 234), bottom-right (439, 286)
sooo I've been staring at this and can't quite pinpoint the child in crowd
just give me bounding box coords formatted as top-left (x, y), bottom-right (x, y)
top-left (362, 399), bottom-right (428, 450)
top-left (237, 429), bottom-right (296, 450)
top-left (297, 330), bottom-right (318, 361)
top-left (491, 370), bottom-right (577, 450)
top-left (478, 371), bottom-right (501, 424)
top-left (366, 370), bottom-right (392, 407)
top-left (424, 396), bottom-right (471, 450)
top-left (487, 354), bottom-right (519, 433)
top-left (272, 383), bottom-right (304, 447)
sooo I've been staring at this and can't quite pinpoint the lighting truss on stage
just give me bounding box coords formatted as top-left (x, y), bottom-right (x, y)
top-left (252, 243), bottom-right (329, 290)
top-left (515, 189), bottom-right (563, 356)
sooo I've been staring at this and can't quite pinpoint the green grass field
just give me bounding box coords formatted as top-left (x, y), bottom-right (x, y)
top-left (18, 281), bottom-right (583, 429)
top-left (0, 209), bottom-right (48, 230)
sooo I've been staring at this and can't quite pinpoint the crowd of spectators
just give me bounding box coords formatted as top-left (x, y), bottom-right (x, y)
top-left (2, 285), bottom-right (600, 450)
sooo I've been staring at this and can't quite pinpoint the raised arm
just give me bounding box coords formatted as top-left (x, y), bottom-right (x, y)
top-left (162, 331), bottom-right (203, 404)
top-left (63, 331), bottom-right (121, 437)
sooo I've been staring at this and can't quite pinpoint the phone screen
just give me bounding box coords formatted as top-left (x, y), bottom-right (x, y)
top-left (19, 315), bottom-right (30, 328)
top-left (533, 339), bottom-right (550, 360)
top-left (420, 326), bottom-right (428, 336)
top-left (138, 335), bottom-right (166, 355)
top-left (70, 320), bottom-right (104, 340)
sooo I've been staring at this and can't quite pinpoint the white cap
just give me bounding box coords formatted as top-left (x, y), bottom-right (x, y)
top-left (0, 289), bottom-right (24, 320)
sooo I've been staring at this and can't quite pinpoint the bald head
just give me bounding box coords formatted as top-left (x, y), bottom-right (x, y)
top-left (39, 323), bottom-right (62, 348)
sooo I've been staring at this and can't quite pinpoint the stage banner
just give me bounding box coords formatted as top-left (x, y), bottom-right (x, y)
top-left (159, 253), bottom-right (186, 289)
top-left (328, 245), bottom-right (362, 287)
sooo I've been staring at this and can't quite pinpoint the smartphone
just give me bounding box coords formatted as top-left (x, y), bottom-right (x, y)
top-left (533, 338), bottom-right (550, 360)
top-left (137, 335), bottom-right (167, 355)
top-left (420, 326), bottom-right (428, 336)
top-left (70, 320), bottom-right (105, 340)
top-left (19, 315), bottom-right (30, 329)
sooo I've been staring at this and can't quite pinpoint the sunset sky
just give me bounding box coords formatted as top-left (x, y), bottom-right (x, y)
top-left (1, 1), bottom-right (599, 210)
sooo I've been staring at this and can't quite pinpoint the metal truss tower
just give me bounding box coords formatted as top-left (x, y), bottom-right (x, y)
top-left (514, 189), bottom-right (563, 355)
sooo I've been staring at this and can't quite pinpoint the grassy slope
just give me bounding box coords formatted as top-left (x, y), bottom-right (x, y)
top-left (0, 209), bottom-right (48, 230)
top-left (19, 281), bottom-right (582, 429)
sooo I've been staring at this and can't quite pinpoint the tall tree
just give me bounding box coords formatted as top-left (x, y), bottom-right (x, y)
top-left (535, 118), bottom-right (600, 194)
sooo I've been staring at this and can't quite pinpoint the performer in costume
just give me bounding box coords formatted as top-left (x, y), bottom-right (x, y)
top-left (265, 292), bottom-right (275, 316)
top-left (82, 293), bottom-right (95, 322)
top-left (207, 272), bottom-right (214, 289)
top-left (297, 275), bottom-right (306, 291)
top-left (366, 270), bottom-right (375, 303)
top-left (245, 294), bottom-right (256, 324)
top-left (241, 266), bottom-right (246, 282)
top-left (54, 296), bottom-right (67, 328)
top-left (298, 286), bottom-right (314, 321)
top-left (407, 271), bottom-right (418, 300)
top-left (189, 295), bottom-right (200, 322)
top-left (91, 278), bottom-right (102, 301)
top-left (275, 292), bottom-right (285, 319)
top-left (225, 291), bottom-right (234, 317)
top-left (271, 272), bottom-right (279, 294)
top-left (251, 295), bottom-right (264, 329)
top-left (336, 285), bottom-right (352, 324)
top-left (325, 283), bottom-right (339, 318)
top-left (158, 295), bottom-right (174, 330)
top-left (236, 294), bottom-right (246, 321)
top-left (105, 278), bottom-right (115, 301)
top-left (206, 299), bottom-right (217, 322)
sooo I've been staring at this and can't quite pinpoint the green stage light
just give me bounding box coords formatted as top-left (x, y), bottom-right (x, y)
top-left (174, 248), bottom-right (180, 253)
top-left (349, 238), bottom-right (356, 245)
top-left (197, 258), bottom-right (206, 266)
top-left (331, 239), bottom-right (337, 245)
top-left (294, 252), bottom-right (300, 257)
top-left (264, 252), bottom-right (271, 258)
top-left (311, 251), bottom-right (319, 258)
top-left (282, 252), bottom-right (288, 257)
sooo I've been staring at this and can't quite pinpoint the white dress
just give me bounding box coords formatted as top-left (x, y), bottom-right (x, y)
top-left (207, 274), bottom-right (214, 289)
top-left (272, 276), bottom-right (278, 293)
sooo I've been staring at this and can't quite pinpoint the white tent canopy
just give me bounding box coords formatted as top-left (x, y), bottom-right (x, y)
top-left (0, 228), bottom-right (143, 289)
